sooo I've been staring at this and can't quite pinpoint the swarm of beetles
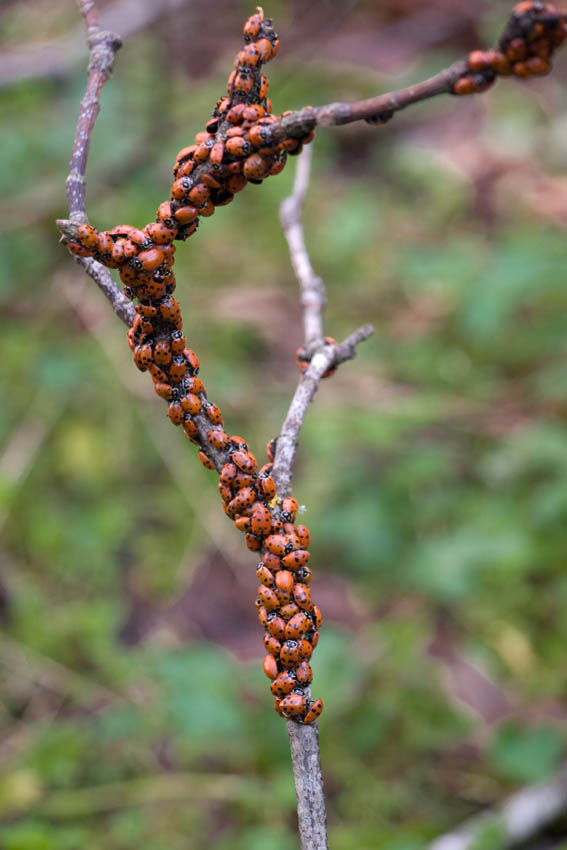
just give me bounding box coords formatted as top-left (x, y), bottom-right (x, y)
top-left (65, 3), bottom-right (565, 723)
top-left (67, 7), bottom-right (323, 724)
top-left (452, 1), bottom-right (566, 95)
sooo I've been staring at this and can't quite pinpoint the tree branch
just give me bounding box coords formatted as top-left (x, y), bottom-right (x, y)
top-left (429, 768), bottom-right (567, 850)
top-left (276, 148), bottom-right (374, 849)
top-left (280, 144), bottom-right (326, 346)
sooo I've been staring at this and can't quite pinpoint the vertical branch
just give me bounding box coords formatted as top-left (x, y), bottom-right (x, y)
top-left (276, 152), bottom-right (374, 850)
top-left (279, 145), bottom-right (327, 346)
top-left (66, 1), bottom-right (122, 220)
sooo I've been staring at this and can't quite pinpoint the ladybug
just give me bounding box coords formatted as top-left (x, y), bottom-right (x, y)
top-left (266, 438), bottom-right (277, 462)
top-left (224, 174), bottom-right (246, 193)
top-left (183, 418), bottom-right (199, 443)
top-left (295, 661), bottom-right (313, 684)
top-left (209, 142), bottom-right (225, 166)
top-left (96, 232), bottom-right (113, 257)
top-left (218, 481), bottom-right (232, 504)
top-left (120, 265), bottom-right (138, 284)
top-left (183, 377), bottom-right (205, 397)
top-left (137, 343), bottom-right (153, 370)
top-left (225, 136), bottom-right (252, 157)
top-left (232, 450), bottom-right (257, 474)
top-left (296, 525), bottom-right (310, 548)
top-left (297, 638), bottom-right (313, 660)
top-left (76, 224), bottom-right (99, 249)
top-left (279, 692), bottom-right (307, 718)
top-left (145, 221), bottom-right (178, 244)
top-left (243, 104), bottom-right (264, 121)
top-left (275, 587), bottom-right (292, 606)
top-left (207, 429), bottom-right (229, 450)
top-left (235, 516), bottom-right (251, 531)
top-left (310, 630), bottom-right (319, 649)
top-left (258, 585), bottom-right (280, 611)
top-left (251, 503), bottom-right (272, 536)
top-left (257, 563), bottom-right (275, 587)
top-left (263, 634), bottom-right (281, 657)
top-left (180, 393), bottom-right (201, 416)
top-left (168, 401), bottom-right (185, 425)
top-left (279, 601), bottom-right (299, 620)
top-left (280, 640), bottom-right (302, 668)
top-left (227, 486), bottom-right (256, 516)
top-left (67, 240), bottom-right (91, 257)
top-left (153, 341), bottom-right (172, 366)
top-left (292, 583), bottom-right (312, 611)
top-left (258, 75), bottom-right (269, 100)
top-left (131, 248), bottom-right (165, 272)
top-left (183, 348), bottom-right (200, 374)
top-left (303, 698), bottom-right (323, 724)
top-left (198, 201), bottom-right (216, 218)
top-left (282, 549), bottom-right (310, 570)
top-left (186, 184), bottom-right (210, 207)
top-left (257, 605), bottom-right (269, 628)
top-left (296, 565), bottom-right (312, 585)
top-left (285, 612), bottom-right (311, 640)
top-left (173, 205), bottom-right (199, 225)
top-left (234, 71), bottom-right (254, 94)
top-left (199, 173), bottom-right (221, 190)
top-left (507, 37), bottom-right (528, 61)
top-left (245, 533), bottom-right (262, 551)
top-left (254, 38), bottom-right (273, 61)
top-left (243, 153), bottom-right (272, 179)
top-left (156, 201), bottom-right (177, 228)
top-left (263, 552), bottom-right (281, 571)
top-left (270, 670), bottom-right (296, 698)
top-left (266, 613), bottom-right (286, 640)
top-left (281, 497), bottom-right (298, 520)
top-left (193, 142), bottom-right (212, 164)
top-left (199, 451), bottom-right (216, 471)
top-left (169, 357), bottom-right (187, 383)
top-left (468, 50), bottom-right (491, 72)
top-left (243, 9), bottom-right (263, 40)
top-left (171, 178), bottom-right (191, 202)
top-left (269, 154), bottom-right (287, 176)
top-left (149, 363), bottom-right (168, 384)
top-left (170, 330), bottom-right (186, 354)
top-left (311, 606), bottom-right (323, 630)
top-left (220, 463), bottom-right (237, 486)
top-left (264, 534), bottom-right (289, 556)
top-left (275, 570), bottom-right (294, 594)
top-left (258, 473), bottom-right (276, 500)
top-left (227, 103), bottom-right (247, 124)
top-left (159, 296), bottom-right (182, 324)
top-left (232, 470), bottom-right (255, 490)
top-left (154, 382), bottom-right (173, 400)
top-left (262, 654), bottom-right (278, 679)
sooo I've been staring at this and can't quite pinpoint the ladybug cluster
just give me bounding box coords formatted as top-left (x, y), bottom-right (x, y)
top-left (453, 1), bottom-right (566, 95)
top-left (65, 8), bottom-right (323, 724)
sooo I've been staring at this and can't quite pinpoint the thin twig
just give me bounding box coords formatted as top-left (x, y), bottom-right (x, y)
top-left (272, 326), bottom-right (374, 499)
top-left (280, 144), bottom-right (326, 346)
top-left (429, 768), bottom-right (567, 850)
top-left (66, 2), bottom-right (122, 219)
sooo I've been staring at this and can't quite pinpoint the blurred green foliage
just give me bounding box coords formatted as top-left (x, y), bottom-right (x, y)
top-left (0, 1), bottom-right (566, 849)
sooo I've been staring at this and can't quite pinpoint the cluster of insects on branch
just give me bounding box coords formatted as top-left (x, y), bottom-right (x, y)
top-left (452, 1), bottom-right (566, 95)
top-left (63, 1), bottom-right (565, 724)
top-left (66, 7), bottom-right (323, 725)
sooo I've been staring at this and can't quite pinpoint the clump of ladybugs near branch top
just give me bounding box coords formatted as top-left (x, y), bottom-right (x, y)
top-left (66, 7), bottom-right (323, 725)
top-left (452, 1), bottom-right (566, 94)
top-left (62, 2), bottom-right (566, 725)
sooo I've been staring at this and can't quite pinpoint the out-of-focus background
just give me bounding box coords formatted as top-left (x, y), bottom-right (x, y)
top-left (0, 1), bottom-right (565, 848)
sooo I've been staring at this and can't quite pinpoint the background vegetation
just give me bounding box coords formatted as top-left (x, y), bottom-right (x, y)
top-left (0, 1), bottom-right (565, 848)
